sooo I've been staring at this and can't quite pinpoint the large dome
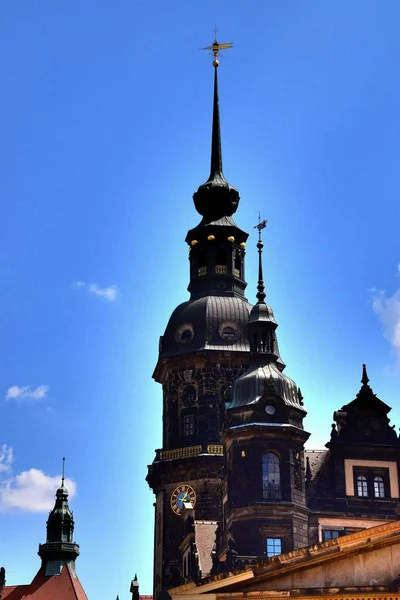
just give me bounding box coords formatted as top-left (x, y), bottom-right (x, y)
top-left (159, 295), bottom-right (253, 358)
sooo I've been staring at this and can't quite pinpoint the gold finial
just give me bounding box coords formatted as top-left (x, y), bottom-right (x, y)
top-left (202, 26), bottom-right (233, 67)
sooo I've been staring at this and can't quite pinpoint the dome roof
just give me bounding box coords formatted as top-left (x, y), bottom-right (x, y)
top-left (248, 302), bottom-right (277, 325)
top-left (159, 295), bottom-right (253, 358)
top-left (229, 362), bottom-right (304, 411)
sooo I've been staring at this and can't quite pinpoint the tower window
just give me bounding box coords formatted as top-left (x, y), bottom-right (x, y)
top-left (262, 453), bottom-right (281, 500)
top-left (234, 251), bottom-right (242, 278)
top-left (265, 537), bottom-right (282, 557)
top-left (374, 476), bottom-right (385, 498)
top-left (183, 415), bottom-right (195, 437)
top-left (216, 246), bottom-right (227, 266)
top-left (182, 386), bottom-right (196, 407)
top-left (356, 475), bottom-right (368, 497)
top-left (220, 383), bottom-right (232, 402)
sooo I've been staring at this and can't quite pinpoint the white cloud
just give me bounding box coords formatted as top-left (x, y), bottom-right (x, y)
top-left (372, 281), bottom-right (400, 363)
top-left (5, 384), bottom-right (49, 402)
top-left (0, 445), bottom-right (13, 473)
top-left (0, 467), bottom-right (76, 513)
top-left (72, 280), bottom-right (119, 301)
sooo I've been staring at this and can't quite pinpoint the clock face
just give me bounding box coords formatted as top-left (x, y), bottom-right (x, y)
top-left (170, 484), bottom-right (196, 515)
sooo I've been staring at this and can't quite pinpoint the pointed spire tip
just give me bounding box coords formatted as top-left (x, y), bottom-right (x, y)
top-left (361, 363), bottom-right (369, 385)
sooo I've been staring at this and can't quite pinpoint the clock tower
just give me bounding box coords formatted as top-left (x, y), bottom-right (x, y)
top-left (146, 40), bottom-right (252, 599)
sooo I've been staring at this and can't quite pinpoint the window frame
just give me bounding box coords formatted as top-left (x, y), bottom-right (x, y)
top-left (353, 466), bottom-right (390, 499)
top-left (262, 452), bottom-right (281, 501)
top-left (182, 414), bottom-right (196, 437)
top-left (265, 537), bottom-right (282, 557)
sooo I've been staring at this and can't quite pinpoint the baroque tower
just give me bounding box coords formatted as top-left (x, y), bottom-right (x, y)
top-left (147, 39), bottom-right (307, 597)
top-left (147, 39), bottom-right (251, 598)
top-left (146, 37), bottom-right (400, 600)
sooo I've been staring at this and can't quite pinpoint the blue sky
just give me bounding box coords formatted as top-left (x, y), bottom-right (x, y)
top-left (0, 1), bottom-right (400, 598)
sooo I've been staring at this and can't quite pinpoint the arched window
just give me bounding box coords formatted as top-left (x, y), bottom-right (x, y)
top-left (356, 475), bottom-right (368, 497)
top-left (262, 453), bottom-right (281, 500)
top-left (374, 476), bottom-right (385, 498)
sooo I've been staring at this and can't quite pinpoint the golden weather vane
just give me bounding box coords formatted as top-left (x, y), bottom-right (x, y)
top-left (202, 26), bottom-right (233, 67)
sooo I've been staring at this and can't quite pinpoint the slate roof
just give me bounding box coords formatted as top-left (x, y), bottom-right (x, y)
top-left (305, 449), bottom-right (329, 480)
top-left (159, 295), bottom-right (253, 358)
top-left (2, 564), bottom-right (88, 600)
top-left (229, 362), bottom-right (302, 410)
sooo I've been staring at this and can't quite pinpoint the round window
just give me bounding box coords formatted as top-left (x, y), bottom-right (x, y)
top-left (265, 405), bottom-right (276, 415)
top-left (175, 323), bottom-right (194, 344)
top-left (218, 322), bottom-right (238, 342)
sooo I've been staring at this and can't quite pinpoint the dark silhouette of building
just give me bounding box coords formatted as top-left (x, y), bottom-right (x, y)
top-left (146, 40), bottom-right (400, 599)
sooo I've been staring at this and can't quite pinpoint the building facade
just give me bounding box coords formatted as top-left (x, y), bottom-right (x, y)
top-left (146, 40), bottom-right (400, 599)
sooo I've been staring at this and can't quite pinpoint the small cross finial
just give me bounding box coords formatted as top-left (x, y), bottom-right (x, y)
top-left (202, 31), bottom-right (233, 67)
top-left (61, 457), bottom-right (65, 486)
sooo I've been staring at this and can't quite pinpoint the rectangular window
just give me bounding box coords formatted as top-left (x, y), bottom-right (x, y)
top-left (322, 529), bottom-right (341, 541)
top-left (265, 537), bottom-right (282, 557)
top-left (183, 415), bottom-right (195, 437)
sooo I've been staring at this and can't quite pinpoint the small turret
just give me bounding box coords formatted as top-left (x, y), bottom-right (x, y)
top-left (38, 459), bottom-right (79, 575)
top-left (130, 574), bottom-right (139, 600)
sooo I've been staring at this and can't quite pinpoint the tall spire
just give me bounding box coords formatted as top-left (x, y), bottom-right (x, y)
top-left (210, 64), bottom-right (223, 178)
top-left (193, 35), bottom-right (239, 224)
top-left (203, 35), bottom-right (232, 179)
top-left (254, 217), bottom-right (268, 304)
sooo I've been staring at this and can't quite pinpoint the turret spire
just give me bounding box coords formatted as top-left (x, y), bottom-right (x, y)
top-left (38, 462), bottom-right (79, 574)
top-left (61, 456), bottom-right (65, 487)
top-left (361, 363), bottom-right (369, 386)
top-left (254, 216), bottom-right (268, 304)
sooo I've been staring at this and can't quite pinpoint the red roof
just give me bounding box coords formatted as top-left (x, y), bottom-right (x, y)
top-left (2, 564), bottom-right (88, 600)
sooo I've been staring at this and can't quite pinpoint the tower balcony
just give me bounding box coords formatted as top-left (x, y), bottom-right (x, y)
top-left (153, 442), bottom-right (224, 462)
